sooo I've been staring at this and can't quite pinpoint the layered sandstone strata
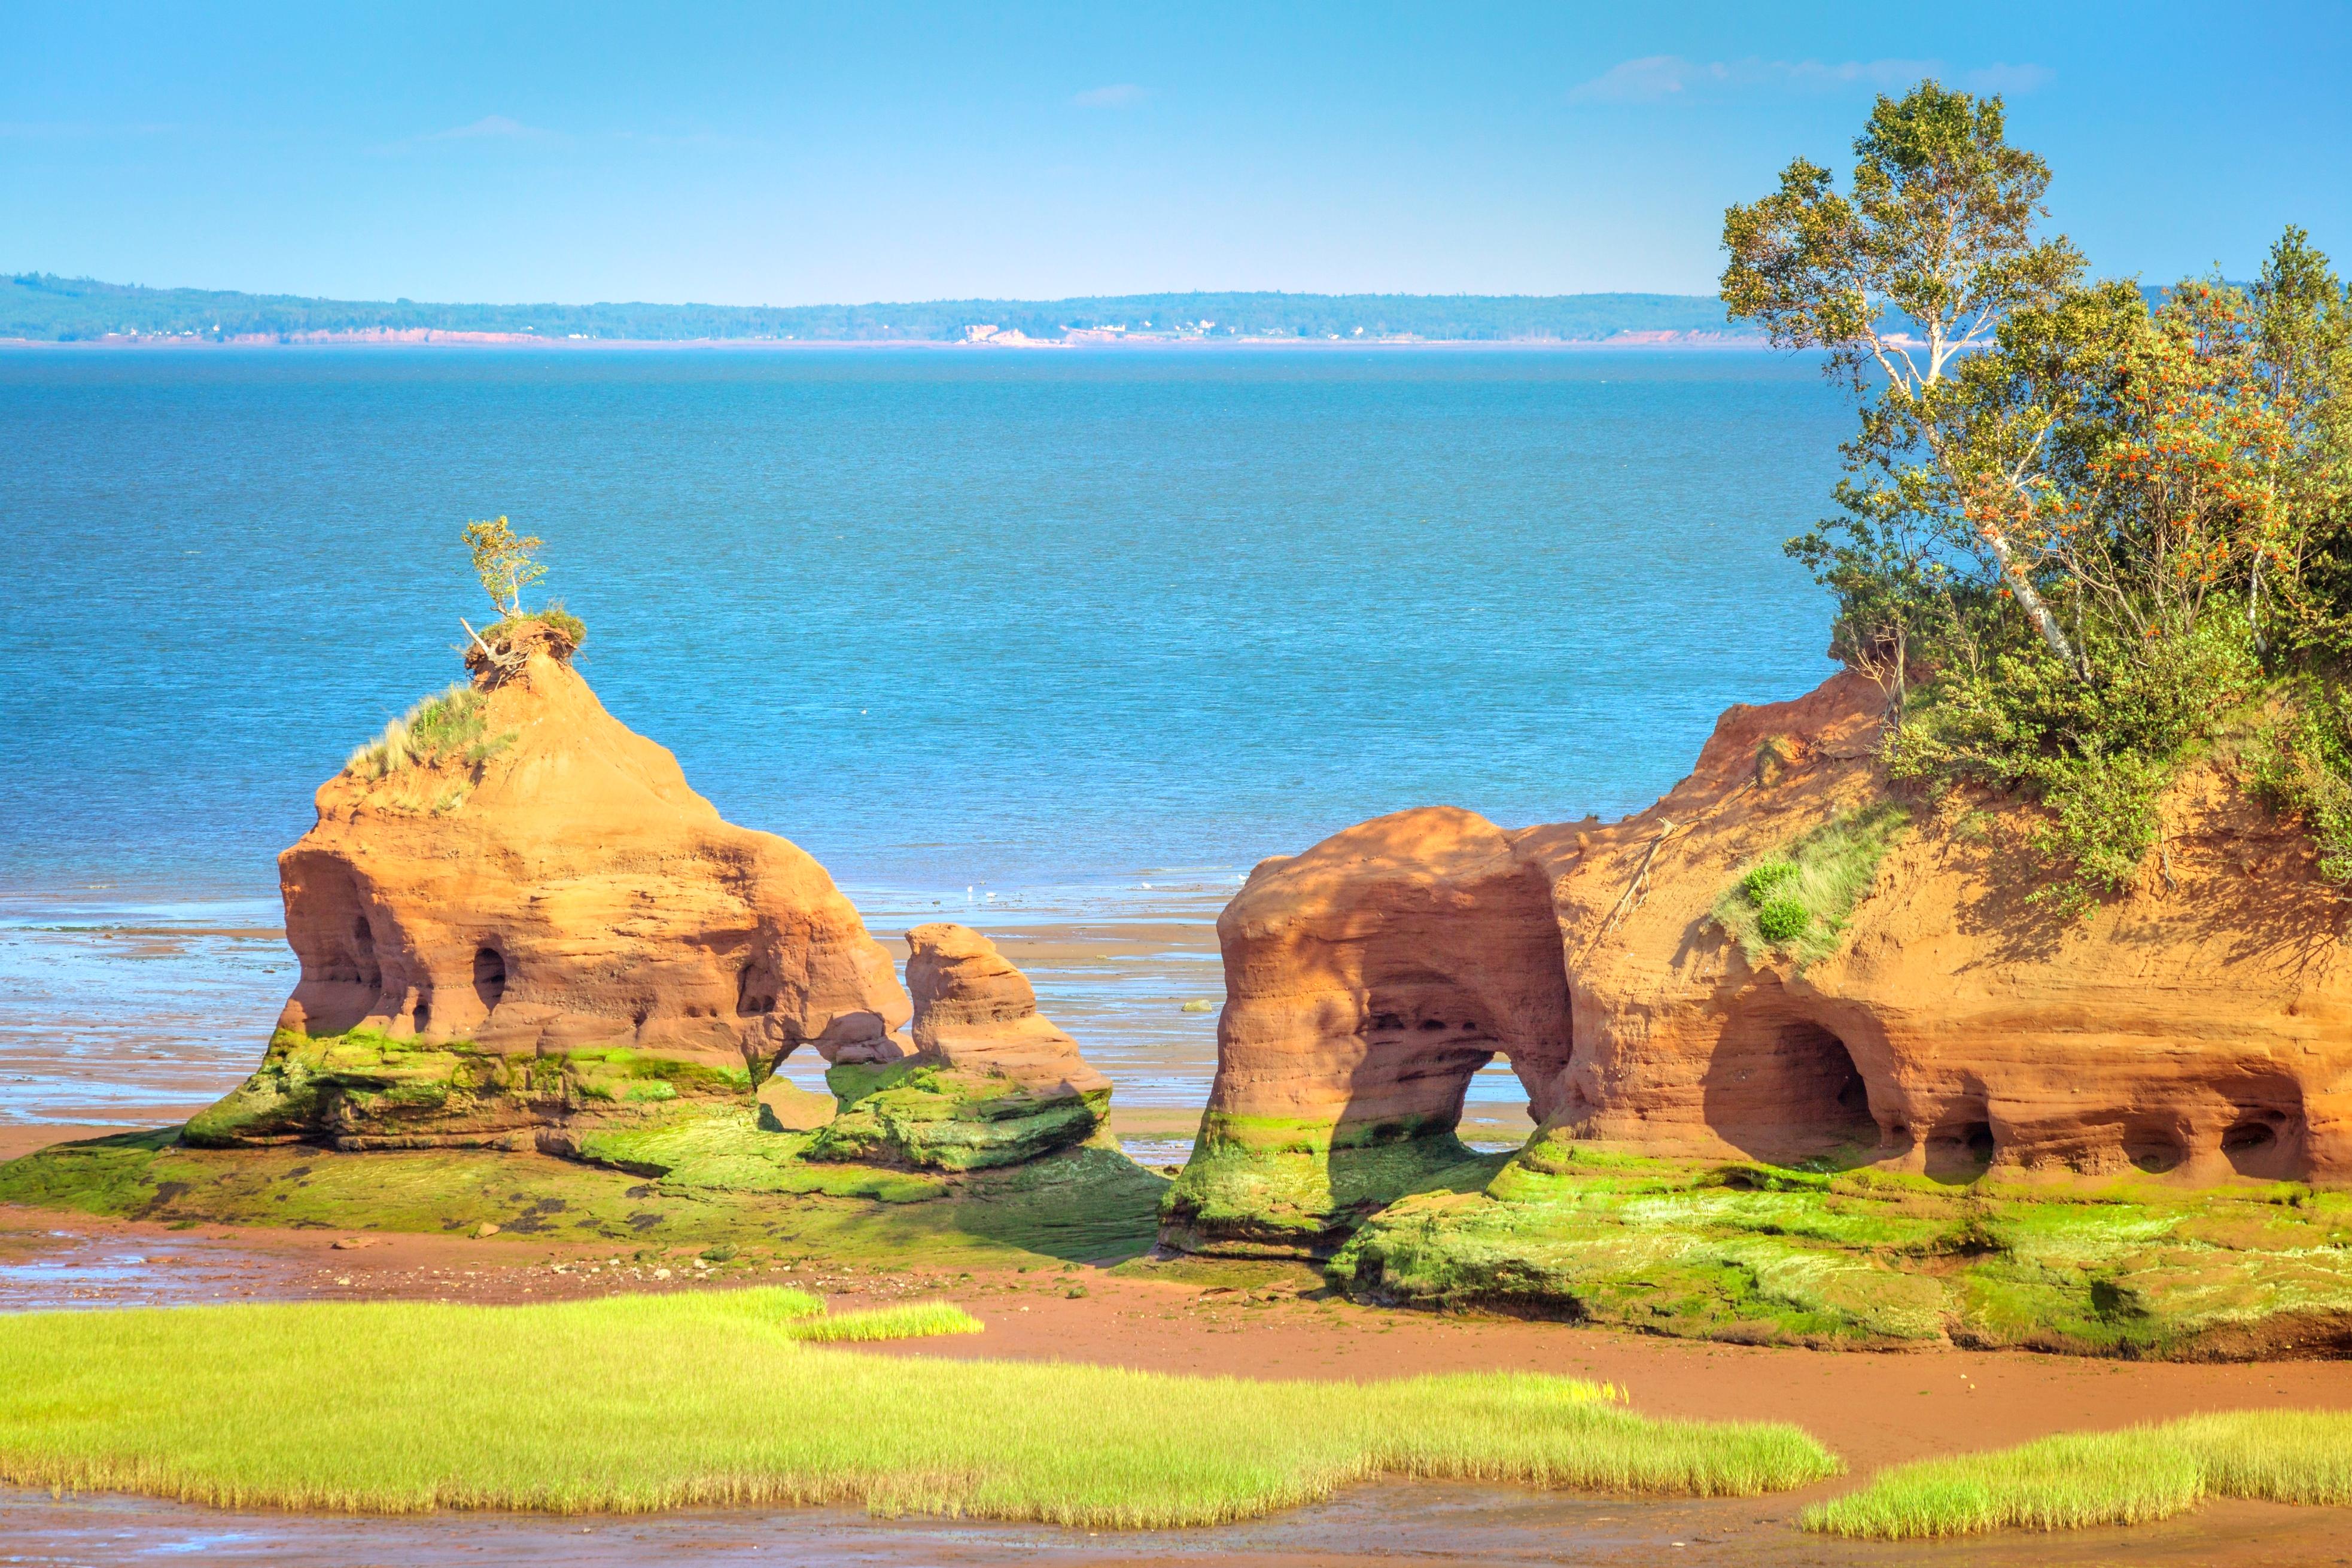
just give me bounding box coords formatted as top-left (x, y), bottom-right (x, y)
top-left (1167, 670), bottom-right (2352, 1256)
top-left (187, 647), bottom-right (910, 1149)
top-left (813, 924), bottom-right (1112, 1170)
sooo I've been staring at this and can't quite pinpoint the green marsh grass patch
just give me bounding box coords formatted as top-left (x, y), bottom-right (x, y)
top-left (1804, 1410), bottom-right (2352, 1538)
top-left (783, 1299), bottom-right (982, 1342)
top-left (0, 1290), bottom-right (1836, 1525)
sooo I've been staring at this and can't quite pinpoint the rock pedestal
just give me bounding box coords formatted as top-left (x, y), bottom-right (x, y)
top-left (813, 924), bottom-right (1113, 1171)
top-left (187, 651), bottom-right (911, 1149)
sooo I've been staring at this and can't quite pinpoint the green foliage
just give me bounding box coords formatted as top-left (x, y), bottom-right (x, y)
top-left (1712, 802), bottom-right (1910, 966)
top-left (345, 686), bottom-right (512, 781)
top-left (0, 1291), bottom-right (1834, 1523)
top-left (463, 516), bottom-right (546, 616)
top-left (783, 1299), bottom-right (984, 1342)
top-left (1721, 81), bottom-right (2080, 400)
top-left (1728, 83), bottom-right (2352, 903)
top-left (1889, 619), bottom-right (2259, 904)
top-left (2250, 678), bottom-right (2352, 879)
top-left (1803, 1411), bottom-right (2352, 1538)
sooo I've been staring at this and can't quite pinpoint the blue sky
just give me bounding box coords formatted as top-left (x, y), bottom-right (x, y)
top-left (7, 2), bottom-right (2347, 305)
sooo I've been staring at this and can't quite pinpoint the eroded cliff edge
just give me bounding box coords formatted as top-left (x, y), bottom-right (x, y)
top-left (1163, 670), bottom-right (2352, 1351)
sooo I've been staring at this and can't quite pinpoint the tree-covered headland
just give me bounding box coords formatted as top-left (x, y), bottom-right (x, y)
top-left (1726, 83), bottom-right (2352, 908)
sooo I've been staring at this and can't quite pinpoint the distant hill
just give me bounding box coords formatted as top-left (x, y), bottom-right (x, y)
top-left (0, 273), bottom-right (1760, 345)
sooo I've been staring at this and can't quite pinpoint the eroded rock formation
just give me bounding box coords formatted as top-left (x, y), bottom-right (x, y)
top-left (187, 648), bottom-right (911, 1149)
top-left (813, 924), bottom-right (1112, 1170)
top-left (1168, 670), bottom-right (2352, 1256)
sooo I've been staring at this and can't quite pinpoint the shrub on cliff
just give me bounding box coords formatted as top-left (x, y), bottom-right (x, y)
top-left (459, 516), bottom-right (583, 672)
top-left (1714, 803), bottom-right (1909, 966)
top-left (1725, 83), bottom-right (2352, 906)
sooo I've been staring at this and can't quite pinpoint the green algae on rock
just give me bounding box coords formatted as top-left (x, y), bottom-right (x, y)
top-left (1157, 1113), bottom-right (1510, 1259)
top-left (0, 1124), bottom-right (1169, 1266)
top-left (1328, 1137), bottom-right (2352, 1355)
top-left (183, 1027), bottom-right (756, 1150)
top-left (810, 1059), bottom-right (1109, 1171)
top-left (801, 923), bottom-right (1117, 1172)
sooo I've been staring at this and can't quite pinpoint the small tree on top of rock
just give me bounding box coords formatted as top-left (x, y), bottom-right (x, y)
top-left (457, 517), bottom-right (582, 678)
top-left (464, 516), bottom-right (546, 617)
top-left (1722, 81), bottom-right (2087, 685)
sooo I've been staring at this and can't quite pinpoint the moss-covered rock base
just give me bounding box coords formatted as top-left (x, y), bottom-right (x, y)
top-left (1329, 1135), bottom-right (2352, 1357)
top-left (184, 1028), bottom-right (754, 1150)
top-left (808, 1060), bottom-right (1108, 1171)
top-left (0, 1114), bottom-right (1167, 1267)
top-left (1159, 1113), bottom-right (1511, 1258)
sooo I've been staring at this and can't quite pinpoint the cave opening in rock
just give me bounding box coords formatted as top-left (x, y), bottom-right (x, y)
top-left (473, 945), bottom-right (507, 1012)
top-left (2222, 1109), bottom-right (2302, 1180)
top-left (1702, 1014), bottom-right (1880, 1163)
top-left (2125, 1125), bottom-right (2185, 1174)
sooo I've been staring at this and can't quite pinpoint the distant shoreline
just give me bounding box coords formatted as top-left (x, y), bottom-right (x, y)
top-left (0, 330), bottom-right (1770, 352)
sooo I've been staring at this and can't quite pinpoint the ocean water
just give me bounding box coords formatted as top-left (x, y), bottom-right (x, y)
top-left (0, 346), bottom-right (1847, 1129)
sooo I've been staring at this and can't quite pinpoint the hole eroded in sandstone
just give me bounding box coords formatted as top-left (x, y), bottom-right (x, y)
top-left (1702, 1013), bottom-right (1879, 1163)
top-left (2125, 1126), bottom-right (2186, 1174)
top-left (2222, 1109), bottom-right (2302, 1180)
top-left (473, 946), bottom-right (507, 1012)
top-left (736, 960), bottom-right (779, 1016)
top-left (1344, 975), bottom-right (1569, 1148)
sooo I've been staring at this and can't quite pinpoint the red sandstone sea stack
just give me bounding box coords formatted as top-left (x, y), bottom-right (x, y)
top-left (188, 638), bottom-right (911, 1147)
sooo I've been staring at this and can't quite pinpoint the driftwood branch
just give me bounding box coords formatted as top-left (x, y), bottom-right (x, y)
top-left (1583, 817), bottom-right (1682, 955)
top-left (458, 617), bottom-right (526, 684)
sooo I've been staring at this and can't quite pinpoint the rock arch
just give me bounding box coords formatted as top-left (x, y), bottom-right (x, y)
top-left (1163, 807), bottom-right (1574, 1255)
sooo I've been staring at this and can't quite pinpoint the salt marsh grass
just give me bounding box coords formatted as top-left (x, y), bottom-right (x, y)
top-left (785, 1299), bottom-right (982, 1342)
top-left (0, 1289), bottom-right (1836, 1526)
top-left (1803, 1410), bottom-right (2352, 1539)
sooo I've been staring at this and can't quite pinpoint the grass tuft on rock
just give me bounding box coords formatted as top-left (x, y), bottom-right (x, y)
top-left (1713, 800), bottom-right (1909, 967)
top-left (345, 685), bottom-right (518, 785)
top-left (1803, 1410), bottom-right (2352, 1539)
top-left (783, 1299), bottom-right (983, 1342)
top-left (0, 1290), bottom-right (1836, 1525)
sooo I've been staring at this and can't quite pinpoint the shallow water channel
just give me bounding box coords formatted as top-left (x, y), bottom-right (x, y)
top-left (5, 1482), bottom-right (2345, 1568)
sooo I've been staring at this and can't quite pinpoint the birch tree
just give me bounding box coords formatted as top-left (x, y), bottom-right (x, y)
top-left (1723, 81), bottom-right (2086, 673)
